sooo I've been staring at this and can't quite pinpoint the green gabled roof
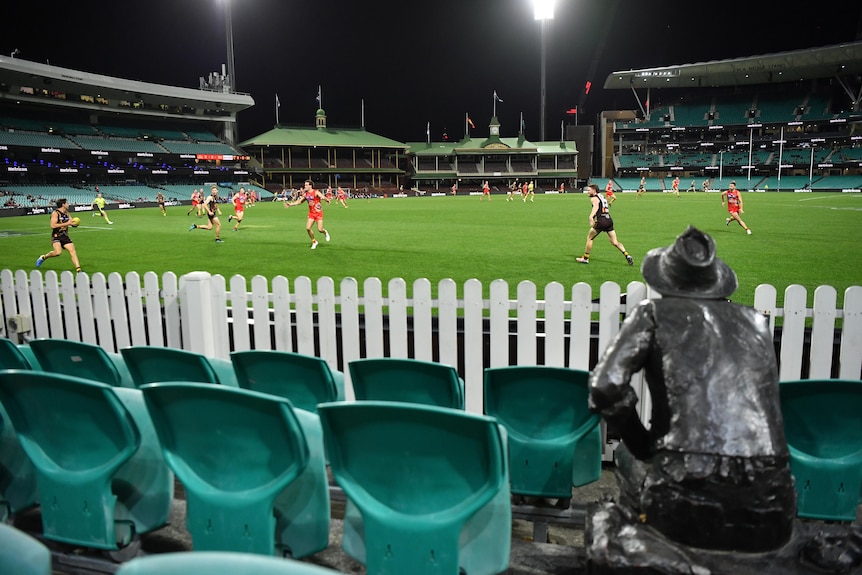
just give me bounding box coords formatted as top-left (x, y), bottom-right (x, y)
top-left (240, 126), bottom-right (407, 149)
top-left (405, 137), bottom-right (576, 155)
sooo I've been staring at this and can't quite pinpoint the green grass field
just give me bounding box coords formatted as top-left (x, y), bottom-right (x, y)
top-left (1, 191), bottom-right (860, 307)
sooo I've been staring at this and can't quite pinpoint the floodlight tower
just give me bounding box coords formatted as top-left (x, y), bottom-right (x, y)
top-left (533, 0), bottom-right (555, 142)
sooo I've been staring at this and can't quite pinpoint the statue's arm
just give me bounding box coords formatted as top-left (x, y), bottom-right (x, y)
top-left (590, 302), bottom-right (656, 459)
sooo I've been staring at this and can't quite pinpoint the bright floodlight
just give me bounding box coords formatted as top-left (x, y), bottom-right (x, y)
top-left (533, 0), bottom-right (555, 20)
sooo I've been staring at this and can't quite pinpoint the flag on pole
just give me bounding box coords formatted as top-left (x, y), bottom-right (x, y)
top-left (493, 90), bottom-right (503, 103)
top-left (467, 116), bottom-right (476, 129)
top-left (276, 94), bottom-right (281, 108)
top-left (426, 122), bottom-right (430, 143)
top-left (316, 85), bottom-right (322, 106)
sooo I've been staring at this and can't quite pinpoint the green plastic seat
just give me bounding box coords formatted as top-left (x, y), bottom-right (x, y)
top-left (483, 366), bottom-right (602, 498)
top-left (0, 340), bottom-right (39, 521)
top-left (120, 346), bottom-right (238, 387)
top-left (0, 402), bottom-right (38, 522)
top-left (0, 337), bottom-right (39, 370)
top-left (0, 370), bottom-right (173, 550)
top-left (0, 523), bottom-right (52, 575)
top-left (348, 358), bottom-right (465, 409)
top-left (29, 338), bottom-right (135, 388)
top-left (141, 382), bottom-right (330, 557)
top-left (230, 350), bottom-right (345, 413)
top-left (779, 378), bottom-right (862, 521)
top-left (318, 400), bottom-right (511, 575)
top-left (116, 551), bottom-right (341, 575)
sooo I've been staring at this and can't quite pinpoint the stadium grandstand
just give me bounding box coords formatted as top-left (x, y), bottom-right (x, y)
top-left (598, 41), bottom-right (862, 191)
top-left (0, 55), bottom-right (262, 213)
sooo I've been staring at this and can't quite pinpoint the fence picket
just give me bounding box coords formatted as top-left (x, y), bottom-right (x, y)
top-left (163, 272), bottom-right (180, 349)
top-left (388, 278), bottom-right (408, 358)
top-left (24, 270), bottom-right (45, 339)
top-left (339, 278), bottom-right (360, 397)
top-left (250, 276), bottom-right (271, 351)
top-left (230, 275), bottom-right (251, 352)
top-left (107, 272), bottom-right (130, 351)
top-left (754, 284), bottom-right (778, 335)
top-left (90, 273), bottom-right (113, 350)
top-left (779, 285), bottom-right (807, 381)
top-left (76, 273), bottom-right (97, 345)
top-left (0, 270), bottom-right (14, 339)
top-left (44, 272), bottom-right (63, 339)
top-left (544, 282), bottom-right (566, 368)
top-left (463, 279), bottom-right (484, 413)
top-left (569, 282), bottom-right (592, 370)
top-left (438, 279), bottom-right (459, 369)
top-left (317, 277), bottom-right (338, 371)
top-left (271, 276), bottom-right (293, 352)
top-left (412, 279), bottom-right (433, 362)
top-left (60, 271), bottom-right (80, 342)
top-left (598, 281), bottom-right (622, 358)
top-left (363, 278), bottom-right (384, 358)
top-left (294, 276), bottom-right (315, 356)
top-left (840, 286), bottom-right (862, 379)
top-left (516, 281), bottom-right (538, 366)
top-left (125, 272), bottom-right (147, 347)
top-left (143, 272), bottom-right (164, 347)
top-left (809, 286), bottom-right (837, 379)
top-left (489, 279), bottom-right (510, 367)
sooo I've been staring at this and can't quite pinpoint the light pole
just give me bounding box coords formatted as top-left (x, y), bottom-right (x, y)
top-left (533, 0), bottom-right (555, 142)
top-left (222, 0), bottom-right (237, 142)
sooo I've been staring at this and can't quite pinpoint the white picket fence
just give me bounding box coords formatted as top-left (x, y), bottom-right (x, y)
top-left (2, 269), bottom-right (861, 417)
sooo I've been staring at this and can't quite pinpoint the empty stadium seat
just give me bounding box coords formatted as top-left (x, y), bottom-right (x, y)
top-left (120, 346), bottom-right (238, 387)
top-left (347, 357), bottom-right (465, 409)
top-left (0, 523), bottom-right (52, 575)
top-left (230, 350), bottom-right (345, 413)
top-left (779, 378), bottom-right (862, 521)
top-left (484, 366), bottom-right (602, 498)
top-left (318, 400), bottom-right (511, 575)
top-left (116, 551), bottom-right (341, 575)
top-left (141, 382), bottom-right (330, 557)
top-left (29, 338), bottom-right (135, 388)
top-left (0, 371), bottom-right (173, 551)
top-left (0, 337), bottom-right (39, 370)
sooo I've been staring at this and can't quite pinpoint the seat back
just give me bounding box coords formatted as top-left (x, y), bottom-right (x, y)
top-left (230, 350), bottom-right (344, 413)
top-left (141, 382), bottom-right (329, 557)
top-left (0, 337), bottom-right (38, 370)
top-left (0, 523), bottom-right (51, 575)
top-left (779, 378), bottom-right (862, 521)
top-left (0, 401), bottom-right (38, 521)
top-left (318, 401), bottom-right (510, 575)
top-left (116, 551), bottom-right (341, 575)
top-left (348, 358), bottom-right (465, 409)
top-left (29, 338), bottom-right (133, 388)
top-left (0, 371), bottom-right (142, 549)
top-left (484, 365), bottom-right (601, 497)
top-left (121, 346), bottom-right (236, 387)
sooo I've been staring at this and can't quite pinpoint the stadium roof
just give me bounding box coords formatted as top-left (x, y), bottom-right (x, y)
top-left (603, 41), bottom-right (862, 90)
top-left (406, 137), bottom-right (576, 155)
top-left (0, 55), bottom-right (254, 117)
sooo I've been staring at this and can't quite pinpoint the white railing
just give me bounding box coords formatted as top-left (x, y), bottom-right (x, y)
top-left (2, 269), bottom-right (861, 416)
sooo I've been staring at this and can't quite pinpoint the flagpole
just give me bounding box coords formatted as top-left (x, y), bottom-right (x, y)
top-left (275, 94), bottom-right (279, 125)
top-left (426, 122), bottom-right (430, 144)
top-left (465, 112), bottom-right (469, 138)
top-left (361, 99), bottom-right (365, 129)
top-left (493, 92), bottom-right (496, 117)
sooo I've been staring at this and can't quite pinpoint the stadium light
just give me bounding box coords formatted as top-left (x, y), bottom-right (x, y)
top-left (533, 0), bottom-right (555, 142)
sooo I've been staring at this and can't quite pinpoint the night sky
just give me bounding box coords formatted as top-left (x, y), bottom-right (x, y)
top-left (4, 0), bottom-right (862, 143)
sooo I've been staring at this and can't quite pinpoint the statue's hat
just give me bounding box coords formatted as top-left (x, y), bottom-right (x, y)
top-left (641, 226), bottom-right (737, 298)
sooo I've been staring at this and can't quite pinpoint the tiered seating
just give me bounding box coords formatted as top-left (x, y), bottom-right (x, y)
top-left (70, 134), bottom-right (166, 153)
top-left (0, 130), bottom-right (79, 148)
top-left (185, 130), bottom-right (221, 142)
top-left (713, 93), bottom-right (755, 125)
top-left (160, 141), bottom-right (239, 155)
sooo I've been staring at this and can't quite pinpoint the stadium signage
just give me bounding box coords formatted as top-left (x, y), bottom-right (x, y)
top-left (90, 150), bottom-right (109, 156)
top-left (636, 70), bottom-right (679, 78)
top-left (194, 170), bottom-right (210, 175)
top-left (233, 170), bottom-right (249, 175)
top-left (0, 145), bottom-right (6, 151)
top-left (671, 127), bottom-right (685, 131)
top-left (787, 121), bottom-right (803, 126)
top-left (196, 154), bottom-right (251, 161)
top-left (8, 167), bottom-right (27, 172)
top-left (60, 168), bottom-right (78, 173)
top-left (179, 154), bottom-right (196, 159)
top-left (817, 163), bottom-right (834, 168)
top-left (118, 203), bottom-right (136, 209)
top-left (830, 118), bottom-right (847, 124)
top-left (152, 169), bottom-right (168, 174)
top-left (73, 206), bottom-right (93, 212)
top-left (41, 147), bottom-right (60, 153)
top-left (108, 169), bottom-right (125, 174)
top-left (25, 207), bottom-right (47, 215)
top-left (708, 125), bottom-right (724, 130)
top-left (137, 152), bottom-right (154, 157)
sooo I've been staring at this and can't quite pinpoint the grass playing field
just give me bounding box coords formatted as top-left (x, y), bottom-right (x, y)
top-left (1, 191), bottom-right (860, 307)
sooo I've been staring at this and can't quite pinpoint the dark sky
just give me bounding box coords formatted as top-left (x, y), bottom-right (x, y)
top-left (4, 0), bottom-right (862, 143)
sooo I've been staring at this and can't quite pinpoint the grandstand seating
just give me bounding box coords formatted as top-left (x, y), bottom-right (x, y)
top-left (29, 338), bottom-right (136, 388)
top-left (348, 358), bottom-right (465, 409)
top-left (120, 346), bottom-right (239, 388)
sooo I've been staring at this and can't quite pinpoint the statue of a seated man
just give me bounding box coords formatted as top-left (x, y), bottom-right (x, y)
top-left (589, 226), bottom-right (796, 552)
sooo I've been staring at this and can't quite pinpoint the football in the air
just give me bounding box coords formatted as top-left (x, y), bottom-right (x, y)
top-left (71, 217), bottom-right (80, 227)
